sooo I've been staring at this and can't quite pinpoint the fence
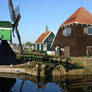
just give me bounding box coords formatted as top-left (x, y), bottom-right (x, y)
top-left (18, 54), bottom-right (63, 64)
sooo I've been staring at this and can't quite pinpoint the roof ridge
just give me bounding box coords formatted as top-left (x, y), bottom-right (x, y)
top-left (42, 31), bottom-right (51, 43)
top-left (75, 7), bottom-right (83, 22)
top-left (35, 31), bottom-right (51, 43)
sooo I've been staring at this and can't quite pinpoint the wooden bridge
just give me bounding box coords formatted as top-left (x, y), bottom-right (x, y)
top-left (19, 54), bottom-right (63, 64)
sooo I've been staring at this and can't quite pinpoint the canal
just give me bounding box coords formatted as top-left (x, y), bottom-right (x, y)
top-left (0, 73), bottom-right (92, 92)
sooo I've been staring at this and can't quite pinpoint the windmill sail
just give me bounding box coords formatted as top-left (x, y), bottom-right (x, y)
top-left (8, 0), bottom-right (24, 55)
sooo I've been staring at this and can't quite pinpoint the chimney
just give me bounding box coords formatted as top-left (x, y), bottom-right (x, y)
top-left (46, 25), bottom-right (48, 32)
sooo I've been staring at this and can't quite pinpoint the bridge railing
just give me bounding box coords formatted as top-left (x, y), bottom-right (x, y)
top-left (18, 54), bottom-right (63, 64)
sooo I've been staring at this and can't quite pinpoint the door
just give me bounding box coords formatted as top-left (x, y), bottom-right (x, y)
top-left (87, 46), bottom-right (92, 56)
top-left (64, 46), bottom-right (70, 56)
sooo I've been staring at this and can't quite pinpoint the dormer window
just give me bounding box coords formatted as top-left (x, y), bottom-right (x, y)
top-left (88, 27), bottom-right (92, 35)
top-left (63, 27), bottom-right (71, 36)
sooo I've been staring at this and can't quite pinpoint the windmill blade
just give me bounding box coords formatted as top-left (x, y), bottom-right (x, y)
top-left (12, 25), bottom-right (15, 37)
top-left (9, 0), bottom-right (24, 55)
top-left (12, 14), bottom-right (21, 38)
top-left (15, 27), bottom-right (24, 54)
top-left (15, 5), bottom-right (20, 17)
top-left (13, 14), bottom-right (21, 27)
top-left (9, 0), bottom-right (16, 22)
top-left (9, 3), bottom-right (14, 22)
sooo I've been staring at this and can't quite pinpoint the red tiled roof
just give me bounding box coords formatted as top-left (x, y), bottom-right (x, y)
top-left (61, 7), bottom-right (92, 26)
top-left (35, 31), bottom-right (51, 43)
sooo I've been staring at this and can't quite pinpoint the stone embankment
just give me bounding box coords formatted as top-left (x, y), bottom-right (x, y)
top-left (0, 61), bottom-right (91, 77)
top-left (0, 66), bottom-right (86, 77)
top-left (0, 67), bottom-right (25, 74)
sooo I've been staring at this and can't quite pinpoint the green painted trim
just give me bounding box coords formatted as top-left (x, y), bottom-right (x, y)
top-left (44, 32), bottom-right (55, 43)
top-left (0, 21), bottom-right (12, 28)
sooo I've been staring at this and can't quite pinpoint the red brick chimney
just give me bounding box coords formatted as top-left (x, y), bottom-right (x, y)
top-left (46, 25), bottom-right (48, 32)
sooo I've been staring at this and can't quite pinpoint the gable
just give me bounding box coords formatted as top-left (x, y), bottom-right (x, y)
top-left (44, 32), bottom-right (55, 43)
top-left (35, 31), bottom-right (51, 43)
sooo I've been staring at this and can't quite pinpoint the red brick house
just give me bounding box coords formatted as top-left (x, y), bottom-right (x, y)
top-left (52, 7), bottom-right (92, 56)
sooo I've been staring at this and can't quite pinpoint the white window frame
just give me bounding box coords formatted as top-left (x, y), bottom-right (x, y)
top-left (35, 44), bottom-right (37, 50)
top-left (87, 26), bottom-right (92, 35)
top-left (63, 27), bottom-right (71, 36)
top-left (43, 43), bottom-right (47, 51)
top-left (39, 44), bottom-right (41, 51)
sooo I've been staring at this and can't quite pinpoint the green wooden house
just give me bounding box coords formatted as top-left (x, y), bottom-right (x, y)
top-left (35, 27), bottom-right (55, 53)
top-left (0, 21), bottom-right (12, 41)
top-left (0, 21), bottom-right (16, 65)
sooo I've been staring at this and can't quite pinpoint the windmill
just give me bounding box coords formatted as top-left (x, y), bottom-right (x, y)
top-left (8, 0), bottom-right (24, 55)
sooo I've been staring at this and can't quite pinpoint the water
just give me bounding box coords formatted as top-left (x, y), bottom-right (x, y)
top-left (0, 74), bottom-right (92, 92)
top-left (11, 79), bottom-right (61, 92)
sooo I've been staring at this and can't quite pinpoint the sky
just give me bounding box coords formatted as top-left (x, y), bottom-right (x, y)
top-left (0, 0), bottom-right (92, 44)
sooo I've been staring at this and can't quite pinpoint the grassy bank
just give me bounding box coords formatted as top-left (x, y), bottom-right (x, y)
top-left (14, 56), bottom-right (92, 76)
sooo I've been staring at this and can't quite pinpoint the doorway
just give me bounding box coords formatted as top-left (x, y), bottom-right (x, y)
top-left (64, 46), bottom-right (70, 56)
top-left (87, 46), bottom-right (92, 56)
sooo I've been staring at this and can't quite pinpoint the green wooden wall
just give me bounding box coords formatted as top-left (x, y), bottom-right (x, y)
top-left (0, 29), bottom-right (11, 41)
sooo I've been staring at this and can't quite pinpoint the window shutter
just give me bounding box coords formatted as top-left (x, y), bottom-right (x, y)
top-left (84, 27), bottom-right (88, 34)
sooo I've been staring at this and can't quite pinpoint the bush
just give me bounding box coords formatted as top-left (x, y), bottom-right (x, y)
top-left (24, 48), bottom-right (33, 54)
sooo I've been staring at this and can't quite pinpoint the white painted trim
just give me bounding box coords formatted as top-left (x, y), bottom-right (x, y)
top-left (74, 22), bottom-right (79, 24)
top-left (42, 31), bottom-right (51, 43)
top-left (51, 36), bottom-right (55, 48)
top-left (61, 22), bottom-right (92, 28)
top-left (0, 27), bottom-right (12, 30)
top-left (39, 43), bottom-right (41, 51)
top-left (50, 27), bottom-right (60, 49)
top-left (35, 44), bottom-right (37, 50)
top-left (51, 27), bottom-right (60, 48)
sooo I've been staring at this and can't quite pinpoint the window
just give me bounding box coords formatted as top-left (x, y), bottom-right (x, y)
top-left (43, 43), bottom-right (47, 51)
top-left (63, 27), bottom-right (71, 36)
top-left (88, 27), bottom-right (92, 35)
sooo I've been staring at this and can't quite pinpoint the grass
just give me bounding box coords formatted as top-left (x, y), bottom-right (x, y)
top-left (15, 55), bottom-right (92, 75)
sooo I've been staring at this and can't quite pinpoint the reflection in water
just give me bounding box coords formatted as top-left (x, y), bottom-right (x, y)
top-left (58, 77), bottom-right (92, 92)
top-left (0, 77), bottom-right (16, 92)
top-left (11, 78), bottom-right (61, 92)
top-left (0, 75), bottom-right (92, 92)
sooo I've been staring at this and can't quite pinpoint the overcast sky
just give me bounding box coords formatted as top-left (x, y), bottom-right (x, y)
top-left (0, 0), bottom-right (92, 43)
